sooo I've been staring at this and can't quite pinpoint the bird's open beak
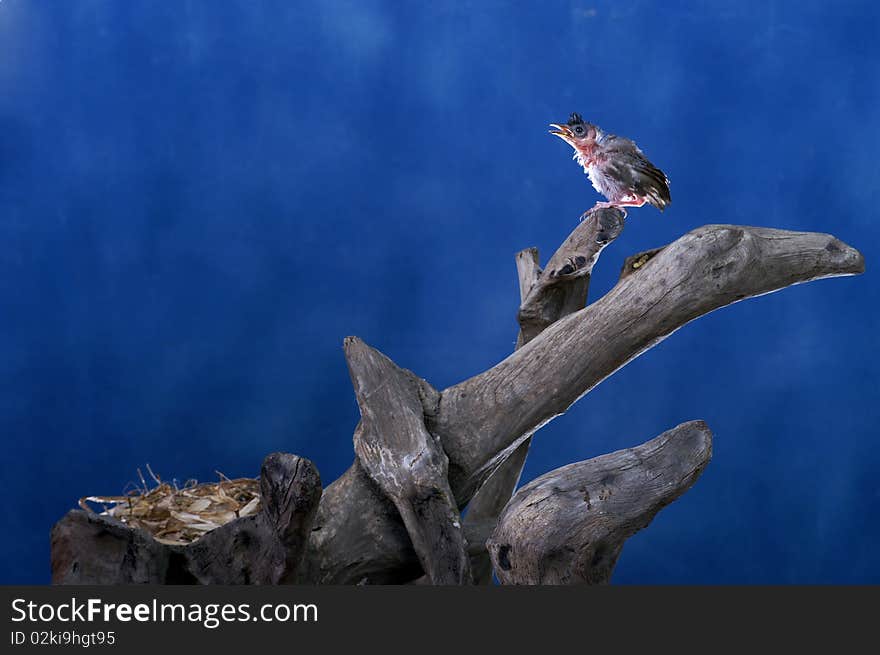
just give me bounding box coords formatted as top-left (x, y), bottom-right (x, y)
top-left (549, 123), bottom-right (574, 143)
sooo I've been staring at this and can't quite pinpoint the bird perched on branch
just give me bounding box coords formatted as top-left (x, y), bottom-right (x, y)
top-left (550, 113), bottom-right (670, 216)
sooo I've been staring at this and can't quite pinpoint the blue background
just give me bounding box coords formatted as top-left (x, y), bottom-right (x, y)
top-left (1, 0), bottom-right (877, 584)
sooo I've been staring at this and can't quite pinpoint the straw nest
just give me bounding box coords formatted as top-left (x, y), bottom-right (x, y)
top-left (79, 465), bottom-right (260, 546)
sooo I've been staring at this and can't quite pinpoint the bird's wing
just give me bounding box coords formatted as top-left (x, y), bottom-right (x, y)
top-left (601, 135), bottom-right (671, 210)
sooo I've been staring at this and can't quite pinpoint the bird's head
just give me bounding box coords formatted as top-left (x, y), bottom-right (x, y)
top-left (549, 113), bottom-right (597, 148)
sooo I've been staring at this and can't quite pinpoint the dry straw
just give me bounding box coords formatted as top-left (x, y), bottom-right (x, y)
top-left (79, 464), bottom-right (260, 545)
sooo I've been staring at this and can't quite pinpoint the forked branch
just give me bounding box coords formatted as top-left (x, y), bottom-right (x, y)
top-left (466, 206), bottom-right (626, 582)
top-left (434, 225), bottom-right (864, 501)
top-left (303, 224), bottom-right (862, 584)
top-left (517, 207), bottom-right (626, 345)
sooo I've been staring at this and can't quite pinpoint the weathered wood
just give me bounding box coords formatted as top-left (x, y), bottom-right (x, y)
top-left (435, 225), bottom-right (864, 501)
top-left (304, 225), bottom-right (862, 584)
top-left (467, 207), bottom-right (627, 582)
top-left (408, 517), bottom-right (498, 584)
top-left (345, 336), bottom-right (471, 584)
top-left (302, 461), bottom-right (421, 585)
top-left (302, 462), bottom-right (497, 585)
top-left (261, 453), bottom-right (323, 581)
top-left (517, 207), bottom-right (626, 344)
top-left (513, 247), bottom-right (541, 350)
top-left (487, 420), bottom-right (713, 584)
top-left (619, 246), bottom-right (664, 280)
top-left (515, 247), bottom-right (541, 302)
top-left (464, 441), bottom-right (531, 584)
top-left (52, 453), bottom-right (321, 584)
top-left (187, 453), bottom-right (321, 584)
top-left (51, 510), bottom-right (187, 584)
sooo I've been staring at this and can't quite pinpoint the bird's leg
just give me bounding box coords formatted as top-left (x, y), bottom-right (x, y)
top-left (580, 197), bottom-right (647, 221)
top-left (580, 202), bottom-right (608, 221)
top-left (580, 200), bottom-right (625, 221)
top-left (613, 197), bottom-right (648, 209)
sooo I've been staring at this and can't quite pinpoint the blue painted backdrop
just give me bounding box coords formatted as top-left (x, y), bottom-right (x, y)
top-left (1, 1), bottom-right (877, 584)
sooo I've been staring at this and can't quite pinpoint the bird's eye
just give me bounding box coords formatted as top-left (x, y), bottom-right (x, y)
top-left (573, 125), bottom-right (585, 135)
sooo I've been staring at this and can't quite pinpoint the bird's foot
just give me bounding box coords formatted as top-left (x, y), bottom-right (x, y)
top-left (580, 202), bottom-right (624, 222)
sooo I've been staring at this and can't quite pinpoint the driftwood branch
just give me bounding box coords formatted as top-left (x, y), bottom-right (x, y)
top-left (619, 246), bottom-right (664, 281)
top-left (345, 337), bottom-right (470, 584)
top-left (303, 224), bottom-right (862, 584)
top-left (51, 453), bottom-right (321, 584)
top-left (51, 210), bottom-right (864, 586)
top-left (516, 248), bottom-right (540, 297)
top-left (517, 208), bottom-right (626, 344)
top-left (435, 225), bottom-right (864, 501)
top-left (465, 207), bottom-right (627, 582)
top-left (487, 420), bottom-right (713, 584)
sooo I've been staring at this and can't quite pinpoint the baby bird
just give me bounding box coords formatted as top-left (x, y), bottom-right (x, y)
top-left (550, 113), bottom-right (670, 215)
